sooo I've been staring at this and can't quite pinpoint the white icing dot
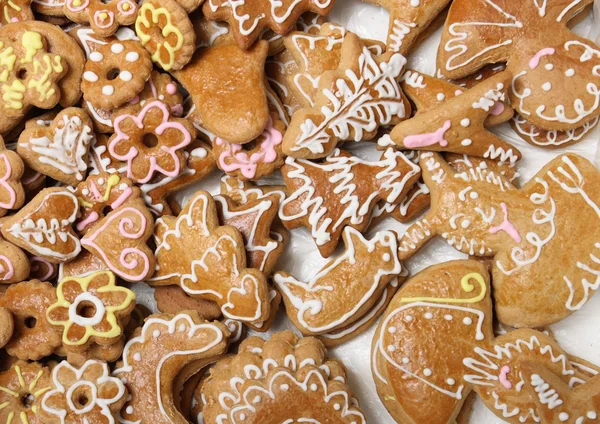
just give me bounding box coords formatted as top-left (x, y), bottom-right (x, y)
top-left (444, 314), bottom-right (453, 321)
top-left (191, 148), bottom-right (207, 158)
top-left (120, 71), bottom-right (133, 82)
top-left (102, 85), bottom-right (115, 95)
top-left (424, 312), bottom-right (433, 319)
top-left (559, 412), bottom-right (569, 422)
top-left (280, 384), bottom-right (289, 391)
top-left (111, 43), bottom-right (124, 54)
top-left (153, 330), bottom-right (161, 338)
top-left (310, 384), bottom-right (318, 391)
top-left (436, 93), bottom-right (445, 101)
top-left (90, 52), bottom-right (103, 62)
top-left (469, 191), bottom-right (479, 199)
top-left (253, 396), bottom-right (261, 403)
top-left (401, 357), bottom-right (409, 364)
top-left (133, 353), bottom-right (141, 361)
top-left (239, 413), bottom-right (246, 421)
top-left (334, 404), bottom-right (341, 410)
top-left (126, 406), bottom-right (133, 414)
top-left (159, 95), bottom-right (165, 100)
top-left (387, 345), bottom-right (396, 352)
top-left (565, 68), bottom-right (575, 77)
top-left (423, 368), bottom-right (432, 376)
top-left (383, 253), bottom-right (391, 261)
top-left (179, 324), bottom-right (186, 332)
top-left (544, 63), bottom-right (553, 70)
top-left (83, 71), bottom-right (98, 82)
top-left (463, 317), bottom-right (473, 325)
top-left (461, 139), bottom-right (472, 146)
top-left (119, 183), bottom-right (128, 190)
top-left (410, 0), bottom-right (419, 6)
top-left (542, 82), bottom-right (552, 91)
top-left (461, 220), bottom-right (471, 229)
top-left (81, 188), bottom-right (90, 195)
top-left (126, 52), bottom-right (140, 62)
top-left (388, 326), bottom-right (397, 334)
top-left (460, 118), bottom-right (470, 127)
top-left (588, 412), bottom-right (597, 419)
top-left (405, 315), bottom-right (413, 322)
top-left (447, 378), bottom-right (455, 385)
top-left (98, 178), bottom-right (105, 184)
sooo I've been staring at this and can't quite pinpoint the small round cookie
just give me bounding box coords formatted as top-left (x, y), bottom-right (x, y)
top-left (81, 39), bottom-right (152, 110)
top-left (0, 280), bottom-right (62, 360)
top-left (0, 361), bottom-right (52, 424)
top-left (135, 0), bottom-right (195, 71)
top-left (63, 0), bottom-right (138, 37)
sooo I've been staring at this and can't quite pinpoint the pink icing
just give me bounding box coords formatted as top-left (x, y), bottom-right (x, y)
top-left (111, 187), bottom-right (133, 210)
top-left (454, 89), bottom-right (463, 96)
top-left (22, 171), bottom-right (41, 185)
top-left (0, 153), bottom-right (16, 209)
top-left (10, 17), bottom-right (18, 23)
top-left (81, 207), bottom-right (150, 281)
top-left (216, 118), bottom-right (282, 179)
top-left (489, 202), bottom-right (522, 243)
top-left (529, 48), bottom-right (555, 69)
top-left (498, 365), bottom-right (512, 389)
top-left (76, 211), bottom-right (100, 231)
top-left (166, 83), bottom-right (177, 95)
top-left (66, 0), bottom-right (89, 12)
top-left (490, 101), bottom-right (505, 116)
top-left (109, 100), bottom-right (192, 184)
top-left (94, 10), bottom-right (115, 29)
top-left (171, 104), bottom-right (183, 116)
top-left (404, 120), bottom-right (451, 148)
top-left (0, 255), bottom-right (15, 280)
top-left (89, 181), bottom-right (103, 201)
top-left (29, 256), bottom-right (54, 281)
top-left (128, 96), bottom-right (140, 105)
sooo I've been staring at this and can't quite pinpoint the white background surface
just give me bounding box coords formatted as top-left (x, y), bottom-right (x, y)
top-left (133, 2), bottom-right (600, 422)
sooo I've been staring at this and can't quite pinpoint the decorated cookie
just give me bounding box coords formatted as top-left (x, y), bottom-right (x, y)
top-left (1, 188), bottom-right (81, 263)
top-left (154, 286), bottom-right (222, 321)
top-left (202, 0), bottom-right (336, 49)
top-left (40, 359), bottom-right (127, 423)
top-left (437, 0), bottom-right (600, 131)
top-left (135, 0), bottom-right (195, 71)
top-left (280, 148), bottom-right (420, 257)
top-left (28, 255), bottom-right (57, 281)
top-left (215, 177), bottom-right (287, 276)
top-left (173, 40), bottom-right (270, 144)
top-left (283, 32), bottom-right (409, 158)
top-left (0, 0), bottom-right (34, 25)
top-left (149, 191), bottom-right (271, 325)
top-left (17, 108), bottom-right (95, 185)
top-left (81, 199), bottom-right (155, 283)
top-left (202, 330), bottom-right (366, 423)
top-left (0, 280), bottom-right (62, 360)
top-left (31, 0), bottom-right (66, 16)
top-left (0, 138), bottom-right (25, 217)
top-left (81, 39), bottom-right (152, 110)
top-left (113, 312), bottom-right (229, 424)
top-left (64, 0), bottom-right (138, 37)
top-left (0, 361), bottom-right (52, 424)
top-left (372, 260), bottom-right (594, 424)
top-left (133, 70), bottom-right (185, 117)
top-left (512, 114), bottom-right (600, 149)
top-left (57, 250), bottom-right (109, 281)
top-left (0, 236), bottom-right (29, 283)
top-left (46, 271), bottom-right (135, 351)
top-left (390, 71), bottom-right (521, 160)
top-left (266, 49), bottom-right (303, 118)
top-left (75, 173), bottom-right (141, 234)
top-left (398, 152), bottom-right (600, 327)
top-left (108, 100), bottom-right (196, 184)
top-left (275, 226), bottom-right (401, 339)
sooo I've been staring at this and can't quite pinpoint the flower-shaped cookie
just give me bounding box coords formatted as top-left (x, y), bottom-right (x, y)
top-left (0, 361), bottom-right (52, 424)
top-left (46, 271), bottom-right (136, 348)
top-left (64, 0), bottom-right (138, 37)
top-left (108, 100), bottom-right (196, 184)
top-left (40, 360), bottom-right (127, 424)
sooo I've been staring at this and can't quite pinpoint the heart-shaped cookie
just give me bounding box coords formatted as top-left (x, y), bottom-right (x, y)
top-left (81, 199), bottom-right (155, 282)
top-left (1, 188), bottom-right (81, 263)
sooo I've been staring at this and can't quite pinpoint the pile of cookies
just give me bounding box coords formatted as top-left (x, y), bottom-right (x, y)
top-left (0, 0), bottom-right (599, 422)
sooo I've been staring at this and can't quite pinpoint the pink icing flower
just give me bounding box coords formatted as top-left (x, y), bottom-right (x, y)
top-left (108, 100), bottom-right (193, 184)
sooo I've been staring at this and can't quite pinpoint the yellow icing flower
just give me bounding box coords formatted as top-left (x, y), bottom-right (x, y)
top-left (135, 3), bottom-right (183, 71)
top-left (0, 362), bottom-right (52, 424)
top-left (46, 271), bottom-right (136, 346)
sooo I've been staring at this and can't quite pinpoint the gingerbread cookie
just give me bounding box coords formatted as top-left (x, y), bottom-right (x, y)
top-left (372, 260), bottom-right (591, 424)
top-left (154, 286), bottom-right (222, 321)
top-left (133, 70), bottom-right (185, 117)
top-left (398, 152), bottom-right (600, 327)
top-left (0, 280), bottom-right (62, 360)
top-left (266, 49), bottom-right (303, 118)
top-left (283, 32), bottom-right (409, 159)
top-left (202, 0), bottom-right (335, 49)
top-left (32, 0), bottom-right (65, 16)
top-left (64, 0), bottom-right (138, 37)
top-left (113, 312), bottom-right (229, 424)
top-left (275, 227), bottom-right (401, 338)
top-left (81, 199), bottom-right (155, 283)
top-left (1, 188), bottom-right (81, 263)
top-left (150, 191), bottom-right (271, 324)
top-left (0, 361), bottom-right (52, 424)
top-left (28, 255), bottom-right (57, 281)
top-left (280, 148), bottom-right (420, 257)
top-left (57, 250), bottom-right (109, 281)
top-left (108, 100), bottom-right (196, 184)
top-left (512, 114), bottom-right (600, 149)
top-left (40, 359), bottom-right (127, 423)
top-left (135, 0), bottom-right (195, 71)
top-left (202, 330), bottom-right (366, 423)
top-left (81, 39), bottom-right (152, 110)
top-left (0, 0), bottom-right (34, 25)
top-left (0, 307), bottom-right (13, 348)
top-left (0, 138), bottom-right (25, 217)
top-left (17, 108), bottom-right (95, 185)
top-left (437, 0), bottom-right (600, 131)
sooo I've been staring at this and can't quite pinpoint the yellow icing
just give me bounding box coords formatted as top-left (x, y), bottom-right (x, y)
top-left (122, 2), bottom-right (130, 10)
top-left (0, 401), bottom-right (9, 409)
top-left (72, 0), bottom-right (81, 5)
top-left (2, 80), bottom-right (25, 110)
top-left (7, 0), bottom-right (21, 11)
top-left (7, 411), bottom-right (13, 424)
top-left (27, 54), bottom-right (64, 101)
top-left (20, 411), bottom-right (28, 424)
top-left (99, 11), bottom-right (108, 20)
top-left (135, 3), bottom-right (183, 71)
top-left (46, 271), bottom-right (136, 346)
top-left (399, 272), bottom-right (487, 304)
top-left (21, 32), bottom-right (43, 64)
top-left (0, 385), bottom-right (18, 397)
top-left (0, 43), bottom-right (16, 82)
top-left (15, 366), bottom-right (25, 388)
top-left (79, 174), bottom-right (121, 207)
